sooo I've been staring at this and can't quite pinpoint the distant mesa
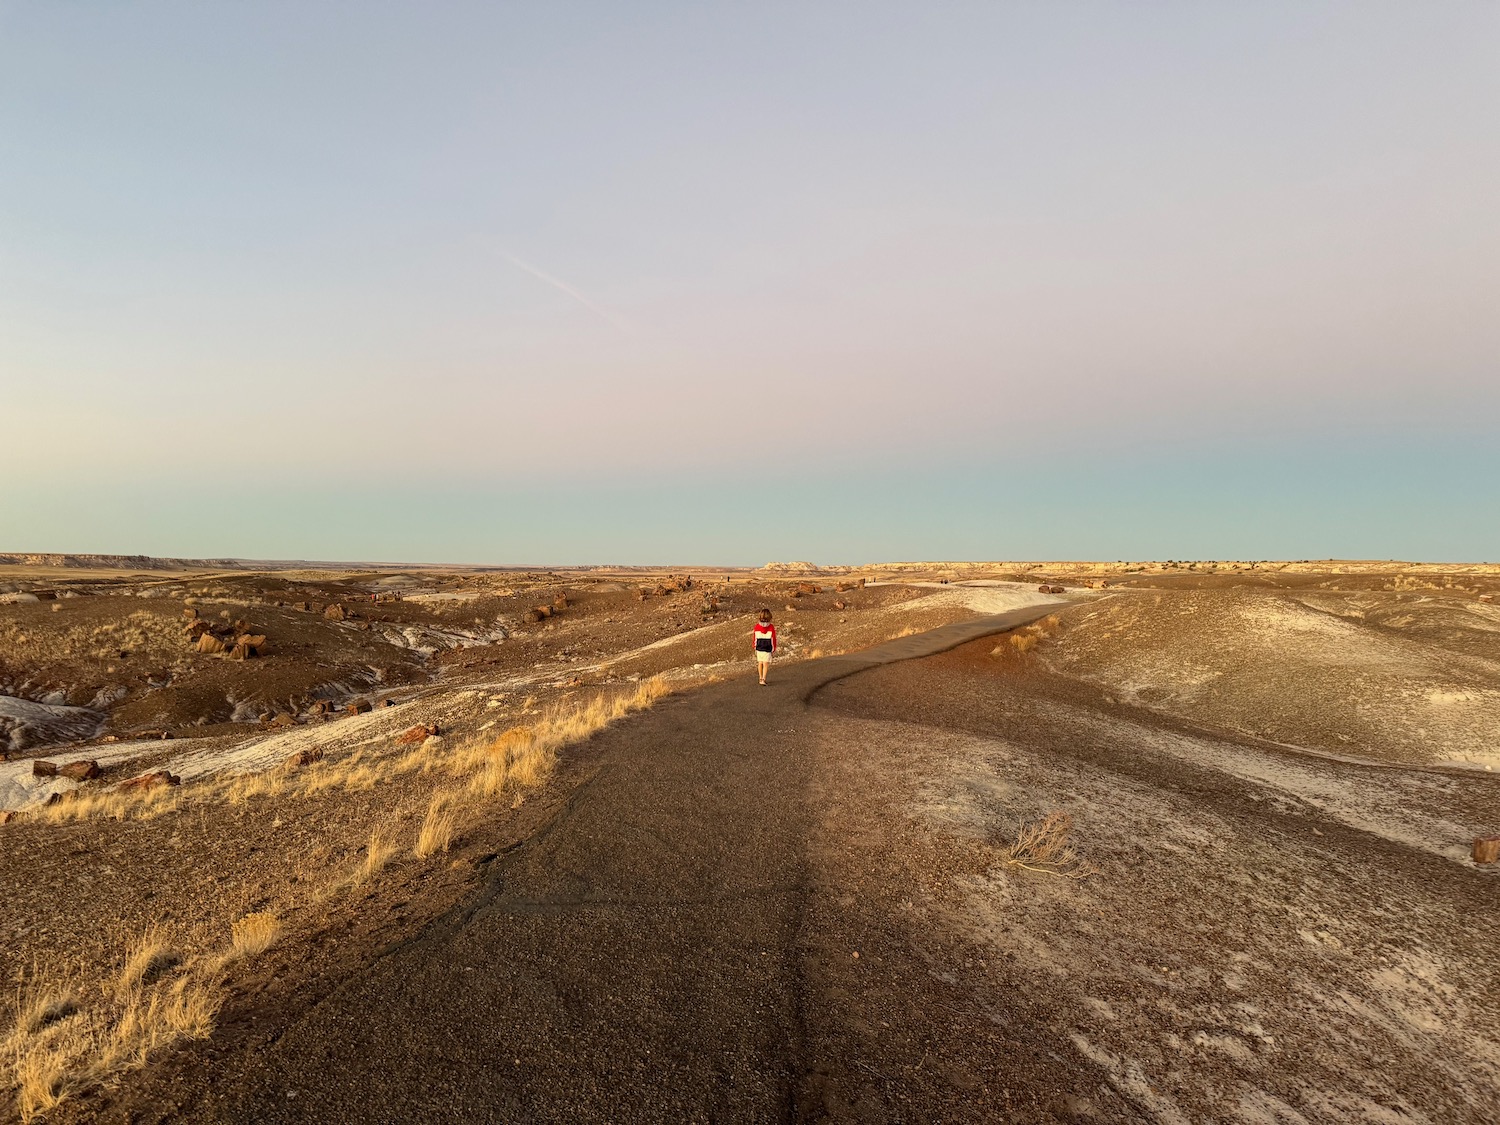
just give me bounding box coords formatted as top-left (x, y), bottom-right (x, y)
top-left (758, 561), bottom-right (821, 574)
top-left (0, 553), bottom-right (250, 571)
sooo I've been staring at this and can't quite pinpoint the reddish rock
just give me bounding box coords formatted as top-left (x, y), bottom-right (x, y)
top-left (1473, 836), bottom-right (1500, 865)
top-left (271, 712), bottom-right (296, 728)
top-left (283, 748), bottom-right (324, 770)
top-left (32, 760), bottom-right (59, 778)
top-left (347, 700), bottom-right (373, 716)
top-left (398, 723), bottom-right (440, 745)
top-left (834, 600), bottom-right (847, 610)
top-left (118, 770), bottom-right (180, 792)
top-left (1038, 585), bottom-right (1052, 593)
top-left (554, 594), bottom-right (569, 610)
top-left (0, 810), bottom-right (17, 825)
top-left (182, 607), bottom-right (199, 620)
top-left (196, 633), bottom-right (226, 654)
top-left (324, 604), bottom-right (346, 621)
top-left (58, 760), bottom-right (101, 781)
top-left (379, 698), bottom-right (397, 708)
top-left (797, 582), bottom-right (820, 595)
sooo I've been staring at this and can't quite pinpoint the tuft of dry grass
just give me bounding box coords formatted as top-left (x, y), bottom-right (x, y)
top-left (414, 793), bottom-right (459, 858)
top-left (229, 912), bottom-right (281, 959)
top-left (997, 615), bottom-right (1062, 658)
top-left (115, 928), bottom-right (176, 998)
top-left (352, 826), bottom-right (399, 884)
top-left (31, 783), bottom-right (181, 825)
top-left (4, 929), bottom-right (239, 1121)
top-left (1003, 811), bottom-right (1095, 879)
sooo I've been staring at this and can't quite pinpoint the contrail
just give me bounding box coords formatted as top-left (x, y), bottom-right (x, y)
top-left (501, 252), bottom-right (635, 335)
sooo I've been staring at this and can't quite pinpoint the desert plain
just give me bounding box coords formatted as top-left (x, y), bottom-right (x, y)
top-left (1, 556), bottom-right (1497, 1123)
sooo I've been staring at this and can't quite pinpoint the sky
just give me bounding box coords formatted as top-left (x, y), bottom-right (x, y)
top-left (1, 2), bottom-right (1496, 565)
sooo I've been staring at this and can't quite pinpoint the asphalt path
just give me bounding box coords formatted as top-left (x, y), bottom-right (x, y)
top-left (184, 606), bottom-right (1059, 1125)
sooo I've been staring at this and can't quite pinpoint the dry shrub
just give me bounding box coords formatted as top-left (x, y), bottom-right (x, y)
top-left (1010, 632), bottom-right (1038, 654)
top-left (229, 912), bottom-right (281, 959)
top-left (1003, 811), bottom-right (1095, 879)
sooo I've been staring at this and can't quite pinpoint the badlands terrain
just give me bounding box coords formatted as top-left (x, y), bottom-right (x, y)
top-left (1, 558), bottom-right (1497, 1122)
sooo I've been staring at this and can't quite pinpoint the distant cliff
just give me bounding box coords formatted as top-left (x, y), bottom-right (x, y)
top-left (0, 553), bottom-right (251, 571)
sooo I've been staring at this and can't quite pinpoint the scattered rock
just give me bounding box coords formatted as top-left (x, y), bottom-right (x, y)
top-left (554, 594), bottom-right (569, 610)
top-left (398, 723), bottom-right (441, 745)
top-left (1038, 585), bottom-right (1052, 594)
top-left (196, 633), bottom-right (226, 654)
top-left (228, 643), bottom-right (254, 661)
top-left (834, 600), bottom-right (847, 610)
top-left (283, 748), bottom-right (324, 770)
top-left (1473, 836), bottom-right (1500, 865)
top-left (347, 700), bottom-right (373, 716)
top-left (117, 770), bottom-right (180, 792)
top-left (0, 810), bottom-right (16, 825)
top-left (324, 604), bottom-right (347, 621)
top-left (379, 698), bottom-right (397, 708)
top-left (270, 712), bottom-right (296, 728)
top-left (58, 760), bottom-right (102, 781)
top-left (31, 760), bottom-right (58, 778)
top-left (182, 607), bottom-right (199, 620)
top-left (797, 582), bottom-right (821, 595)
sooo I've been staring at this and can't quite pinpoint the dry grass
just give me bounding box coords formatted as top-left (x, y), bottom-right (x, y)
top-left (458, 677), bottom-right (670, 800)
top-left (29, 782), bottom-right (181, 825)
top-left (414, 793), bottom-right (459, 858)
top-left (352, 826), bottom-right (399, 884)
top-left (229, 912), bottom-right (281, 959)
top-left (115, 927), bottom-right (176, 998)
top-left (1002, 811), bottom-right (1095, 879)
top-left (2, 922), bottom-right (260, 1121)
top-left (996, 614), bottom-right (1063, 658)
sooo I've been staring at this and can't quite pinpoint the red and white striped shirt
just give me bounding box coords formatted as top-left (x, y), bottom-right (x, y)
top-left (752, 622), bottom-right (777, 652)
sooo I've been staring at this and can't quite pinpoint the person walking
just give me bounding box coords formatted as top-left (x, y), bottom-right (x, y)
top-left (752, 608), bottom-right (777, 685)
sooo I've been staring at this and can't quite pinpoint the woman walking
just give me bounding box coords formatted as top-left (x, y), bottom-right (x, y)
top-left (752, 608), bottom-right (777, 685)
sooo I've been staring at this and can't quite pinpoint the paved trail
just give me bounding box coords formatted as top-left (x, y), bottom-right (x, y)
top-left (188, 608), bottom-right (1059, 1125)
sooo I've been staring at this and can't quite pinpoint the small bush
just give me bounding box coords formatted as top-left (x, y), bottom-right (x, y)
top-left (229, 912), bottom-right (281, 959)
top-left (1003, 811), bottom-right (1095, 879)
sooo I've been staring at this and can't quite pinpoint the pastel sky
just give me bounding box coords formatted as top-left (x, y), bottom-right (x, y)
top-left (2, 2), bottom-right (1496, 564)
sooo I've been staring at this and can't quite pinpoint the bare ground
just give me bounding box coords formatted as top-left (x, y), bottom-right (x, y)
top-left (4, 565), bottom-right (1499, 1122)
